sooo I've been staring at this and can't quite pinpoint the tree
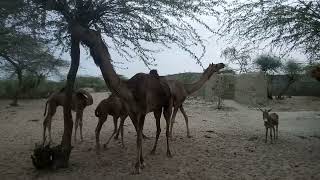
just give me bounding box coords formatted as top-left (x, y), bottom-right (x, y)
top-left (0, 32), bottom-right (68, 106)
top-left (220, 47), bottom-right (252, 73)
top-left (255, 54), bottom-right (283, 99)
top-left (277, 60), bottom-right (303, 99)
top-left (18, 0), bottom-right (224, 168)
top-left (219, 0), bottom-right (320, 62)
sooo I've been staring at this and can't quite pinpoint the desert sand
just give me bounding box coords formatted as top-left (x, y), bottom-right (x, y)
top-left (0, 93), bottom-right (320, 179)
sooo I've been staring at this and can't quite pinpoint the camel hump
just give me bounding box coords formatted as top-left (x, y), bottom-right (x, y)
top-left (149, 69), bottom-right (159, 79)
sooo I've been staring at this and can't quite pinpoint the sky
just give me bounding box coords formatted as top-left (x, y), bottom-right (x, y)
top-left (60, 15), bottom-right (308, 80)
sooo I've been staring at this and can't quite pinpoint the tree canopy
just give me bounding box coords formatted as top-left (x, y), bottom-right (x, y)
top-left (27, 0), bottom-right (222, 67)
top-left (254, 54), bottom-right (282, 74)
top-left (219, 0), bottom-right (320, 62)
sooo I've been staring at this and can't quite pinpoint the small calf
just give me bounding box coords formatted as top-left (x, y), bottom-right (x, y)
top-left (259, 108), bottom-right (279, 143)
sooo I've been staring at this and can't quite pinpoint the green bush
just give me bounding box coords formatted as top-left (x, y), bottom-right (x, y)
top-left (0, 76), bottom-right (107, 100)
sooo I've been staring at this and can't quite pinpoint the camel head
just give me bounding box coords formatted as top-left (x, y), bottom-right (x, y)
top-left (202, 63), bottom-right (225, 79)
top-left (76, 89), bottom-right (94, 106)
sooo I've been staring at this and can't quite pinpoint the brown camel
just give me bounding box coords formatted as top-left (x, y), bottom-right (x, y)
top-left (95, 94), bottom-right (150, 150)
top-left (311, 66), bottom-right (320, 81)
top-left (42, 88), bottom-right (93, 143)
top-left (168, 63), bottom-right (225, 138)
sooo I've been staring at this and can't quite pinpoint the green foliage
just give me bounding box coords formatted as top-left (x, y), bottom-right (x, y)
top-left (74, 76), bottom-right (107, 92)
top-left (283, 60), bottom-right (303, 77)
top-left (255, 55), bottom-right (283, 74)
top-left (0, 76), bottom-right (108, 99)
top-left (221, 47), bottom-right (252, 73)
top-left (219, 0), bottom-right (320, 61)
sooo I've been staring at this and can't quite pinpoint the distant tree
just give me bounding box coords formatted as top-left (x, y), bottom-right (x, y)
top-left (255, 54), bottom-right (283, 99)
top-left (277, 60), bottom-right (303, 99)
top-left (212, 75), bottom-right (226, 109)
top-left (219, 0), bottom-right (320, 62)
top-left (220, 47), bottom-right (252, 73)
top-left (0, 33), bottom-right (68, 106)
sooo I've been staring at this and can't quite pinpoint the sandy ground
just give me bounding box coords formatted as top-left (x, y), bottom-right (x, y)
top-left (0, 93), bottom-right (320, 180)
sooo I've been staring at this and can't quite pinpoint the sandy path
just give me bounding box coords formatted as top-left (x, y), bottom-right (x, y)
top-left (0, 93), bottom-right (319, 179)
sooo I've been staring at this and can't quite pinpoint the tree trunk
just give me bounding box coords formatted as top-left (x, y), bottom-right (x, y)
top-left (267, 75), bottom-right (273, 100)
top-left (10, 70), bottom-right (22, 106)
top-left (52, 36), bottom-right (80, 169)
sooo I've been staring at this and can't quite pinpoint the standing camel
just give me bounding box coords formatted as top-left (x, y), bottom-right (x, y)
top-left (42, 88), bottom-right (93, 143)
top-left (169, 63), bottom-right (225, 138)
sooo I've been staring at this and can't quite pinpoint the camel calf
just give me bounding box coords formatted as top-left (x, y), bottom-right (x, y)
top-left (95, 94), bottom-right (127, 149)
top-left (42, 88), bottom-right (93, 143)
top-left (259, 108), bottom-right (279, 143)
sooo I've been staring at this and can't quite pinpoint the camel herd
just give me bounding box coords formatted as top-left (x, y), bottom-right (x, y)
top-left (41, 62), bottom-right (280, 173)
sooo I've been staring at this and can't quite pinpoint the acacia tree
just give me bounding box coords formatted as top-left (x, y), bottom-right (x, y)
top-left (16, 0), bottom-right (224, 168)
top-left (276, 60), bottom-right (303, 99)
top-left (219, 0), bottom-right (320, 62)
top-left (0, 32), bottom-right (68, 106)
top-left (220, 47), bottom-right (252, 73)
top-left (255, 54), bottom-right (282, 99)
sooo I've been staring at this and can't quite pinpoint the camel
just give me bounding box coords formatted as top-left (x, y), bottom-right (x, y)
top-left (42, 88), bottom-right (93, 144)
top-left (95, 94), bottom-right (150, 150)
top-left (311, 66), bottom-right (320, 81)
top-left (69, 25), bottom-right (225, 173)
top-left (168, 63), bottom-right (225, 138)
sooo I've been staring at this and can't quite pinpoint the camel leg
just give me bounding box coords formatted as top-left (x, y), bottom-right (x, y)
top-left (133, 114), bottom-right (145, 174)
top-left (103, 116), bottom-right (118, 148)
top-left (265, 128), bottom-right (268, 143)
top-left (164, 101), bottom-right (173, 158)
top-left (269, 127), bottom-right (273, 144)
top-left (150, 110), bottom-right (162, 155)
top-left (78, 110), bottom-right (84, 142)
top-left (95, 115), bottom-right (107, 150)
top-left (43, 104), bottom-right (56, 144)
top-left (118, 115), bottom-right (127, 148)
top-left (276, 125), bottom-right (278, 139)
top-left (74, 111), bottom-right (80, 143)
top-left (169, 106), bottom-right (179, 138)
top-left (180, 105), bottom-right (191, 138)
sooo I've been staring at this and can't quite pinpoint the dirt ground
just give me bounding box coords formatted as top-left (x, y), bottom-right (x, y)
top-left (0, 93), bottom-right (320, 180)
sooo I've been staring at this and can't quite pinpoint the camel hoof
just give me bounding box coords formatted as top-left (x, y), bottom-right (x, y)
top-left (142, 135), bottom-right (149, 140)
top-left (141, 162), bottom-right (146, 169)
top-left (187, 135), bottom-right (192, 138)
top-left (167, 151), bottom-right (172, 158)
top-left (150, 150), bottom-right (156, 155)
top-left (132, 165), bottom-right (141, 174)
top-left (103, 144), bottom-right (108, 149)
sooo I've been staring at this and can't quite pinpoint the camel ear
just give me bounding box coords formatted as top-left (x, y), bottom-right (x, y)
top-left (268, 109), bottom-right (272, 112)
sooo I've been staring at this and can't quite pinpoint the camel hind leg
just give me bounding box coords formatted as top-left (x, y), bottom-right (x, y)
top-left (95, 115), bottom-right (107, 150)
top-left (103, 116), bottom-right (118, 148)
top-left (180, 105), bottom-right (191, 138)
top-left (164, 100), bottom-right (173, 157)
top-left (169, 106), bottom-right (179, 138)
top-left (42, 102), bottom-right (56, 144)
top-left (150, 109), bottom-right (162, 155)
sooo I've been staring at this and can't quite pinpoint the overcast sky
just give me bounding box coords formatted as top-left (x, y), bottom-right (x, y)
top-left (60, 16), bottom-right (307, 79)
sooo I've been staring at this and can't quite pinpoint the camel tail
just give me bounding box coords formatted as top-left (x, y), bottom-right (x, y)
top-left (95, 107), bottom-right (100, 117)
top-left (43, 101), bottom-right (48, 116)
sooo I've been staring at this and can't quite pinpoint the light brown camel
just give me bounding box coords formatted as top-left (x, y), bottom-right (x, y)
top-left (42, 88), bottom-right (93, 143)
top-left (168, 63), bottom-right (225, 138)
top-left (311, 66), bottom-right (320, 81)
top-left (95, 94), bottom-right (149, 150)
top-left (71, 25), bottom-right (224, 173)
